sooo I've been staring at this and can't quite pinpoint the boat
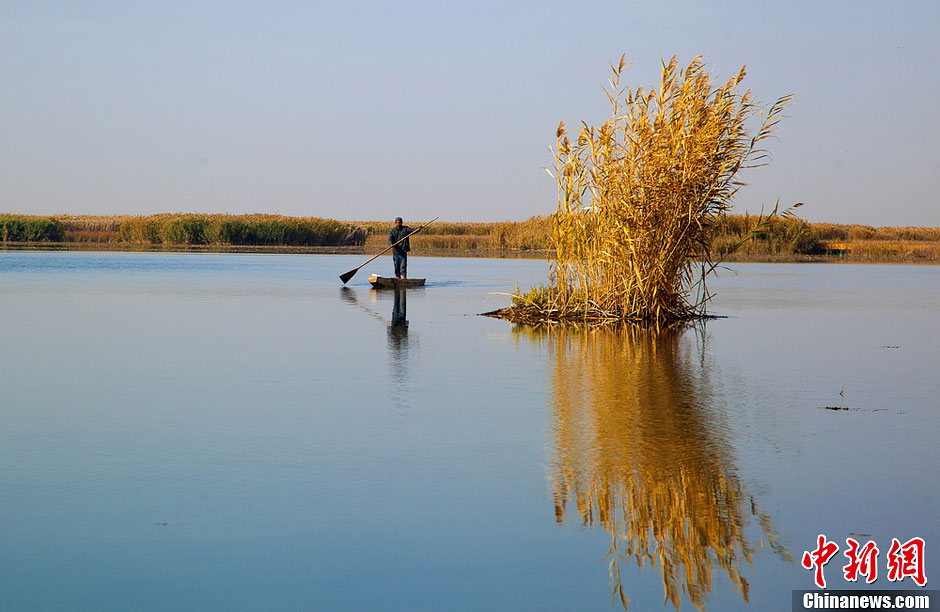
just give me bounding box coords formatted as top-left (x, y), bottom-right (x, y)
top-left (368, 274), bottom-right (426, 289)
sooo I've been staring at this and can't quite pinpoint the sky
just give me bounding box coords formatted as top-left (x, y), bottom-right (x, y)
top-left (2, 0), bottom-right (939, 226)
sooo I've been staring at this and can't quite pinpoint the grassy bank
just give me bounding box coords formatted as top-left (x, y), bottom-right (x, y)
top-left (2, 214), bottom-right (365, 248)
top-left (2, 212), bottom-right (940, 263)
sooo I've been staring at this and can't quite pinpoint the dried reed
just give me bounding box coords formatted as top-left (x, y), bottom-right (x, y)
top-left (527, 55), bottom-right (792, 325)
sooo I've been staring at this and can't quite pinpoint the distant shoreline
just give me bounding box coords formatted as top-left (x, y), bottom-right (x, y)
top-left (6, 242), bottom-right (940, 265)
top-left (0, 242), bottom-right (549, 259)
top-left (3, 213), bottom-right (940, 264)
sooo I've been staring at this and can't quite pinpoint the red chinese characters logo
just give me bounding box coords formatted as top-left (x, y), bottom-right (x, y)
top-left (802, 535), bottom-right (927, 588)
top-left (843, 538), bottom-right (879, 584)
top-left (802, 534), bottom-right (840, 588)
top-left (887, 537), bottom-right (927, 587)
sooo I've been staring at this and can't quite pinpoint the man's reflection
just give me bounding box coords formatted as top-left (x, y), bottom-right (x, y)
top-left (391, 288), bottom-right (407, 327)
top-left (338, 285), bottom-right (415, 378)
top-left (387, 288), bottom-right (409, 363)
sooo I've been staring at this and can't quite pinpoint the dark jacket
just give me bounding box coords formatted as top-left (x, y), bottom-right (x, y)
top-left (388, 225), bottom-right (412, 256)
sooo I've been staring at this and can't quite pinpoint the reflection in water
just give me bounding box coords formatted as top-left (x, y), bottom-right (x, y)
top-left (339, 286), bottom-right (415, 382)
top-left (520, 325), bottom-right (789, 610)
top-left (387, 288), bottom-right (409, 360)
top-left (339, 286), bottom-right (385, 325)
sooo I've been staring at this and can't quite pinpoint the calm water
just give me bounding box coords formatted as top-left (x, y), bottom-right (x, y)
top-left (1, 252), bottom-right (937, 611)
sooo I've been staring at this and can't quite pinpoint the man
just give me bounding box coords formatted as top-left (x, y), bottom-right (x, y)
top-left (387, 217), bottom-right (412, 279)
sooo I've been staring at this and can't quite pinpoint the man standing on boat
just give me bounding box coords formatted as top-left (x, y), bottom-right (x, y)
top-left (388, 217), bottom-right (412, 279)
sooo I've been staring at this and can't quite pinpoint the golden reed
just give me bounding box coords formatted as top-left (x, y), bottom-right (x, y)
top-left (510, 55), bottom-right (793, 325)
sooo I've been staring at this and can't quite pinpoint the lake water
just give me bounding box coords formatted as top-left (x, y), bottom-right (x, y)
top-left (1, 252), bottom-right (938, 611)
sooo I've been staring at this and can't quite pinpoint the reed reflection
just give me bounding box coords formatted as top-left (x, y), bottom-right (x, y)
top-left (521, 325), bottom-right (788, 610)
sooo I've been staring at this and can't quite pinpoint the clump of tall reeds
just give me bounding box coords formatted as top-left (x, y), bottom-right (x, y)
top-left (508, 56), bottom-right (792, 325)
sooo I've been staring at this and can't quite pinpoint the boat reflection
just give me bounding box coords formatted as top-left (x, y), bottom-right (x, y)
top-left (519, 325), bottom-right (789, 610)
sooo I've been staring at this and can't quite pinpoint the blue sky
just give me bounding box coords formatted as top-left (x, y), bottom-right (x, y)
top-left (2, 0), bottom-right (938, 225)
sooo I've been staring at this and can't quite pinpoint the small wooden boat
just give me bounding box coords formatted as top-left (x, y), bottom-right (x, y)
top-left (368, 274), bottom-right (426, 289)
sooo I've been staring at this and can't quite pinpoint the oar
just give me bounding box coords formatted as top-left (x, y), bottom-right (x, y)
top-left (339, 217), bottom-right (439, 284)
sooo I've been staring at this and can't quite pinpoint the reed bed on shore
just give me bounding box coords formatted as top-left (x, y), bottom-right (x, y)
top-left (364, 233), bottom-right (495, 250)
top-left (4, 212), bottom-right (940, 262)
top-left (117, 214), bottom-right (364, 246)
top-left (81, 214), bottom-right (366, 247)
top-left (710, 214), bottom-right (820, 257)
top-left (357, 220), bottom-right (497, 236)
top-left (500, 55), bottom-right (792, 325)
top-left (360, 216), bottom-right (552, 252)
top-left (812, 223), bottom-right (940, 242)
top-left (826, 240), bottom-right (940, 261)
top-left (1, 215), bottom-right (66, 242)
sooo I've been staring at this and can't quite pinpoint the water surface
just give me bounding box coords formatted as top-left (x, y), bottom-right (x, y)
top-left (1, 253), bottom-right (937, 610)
